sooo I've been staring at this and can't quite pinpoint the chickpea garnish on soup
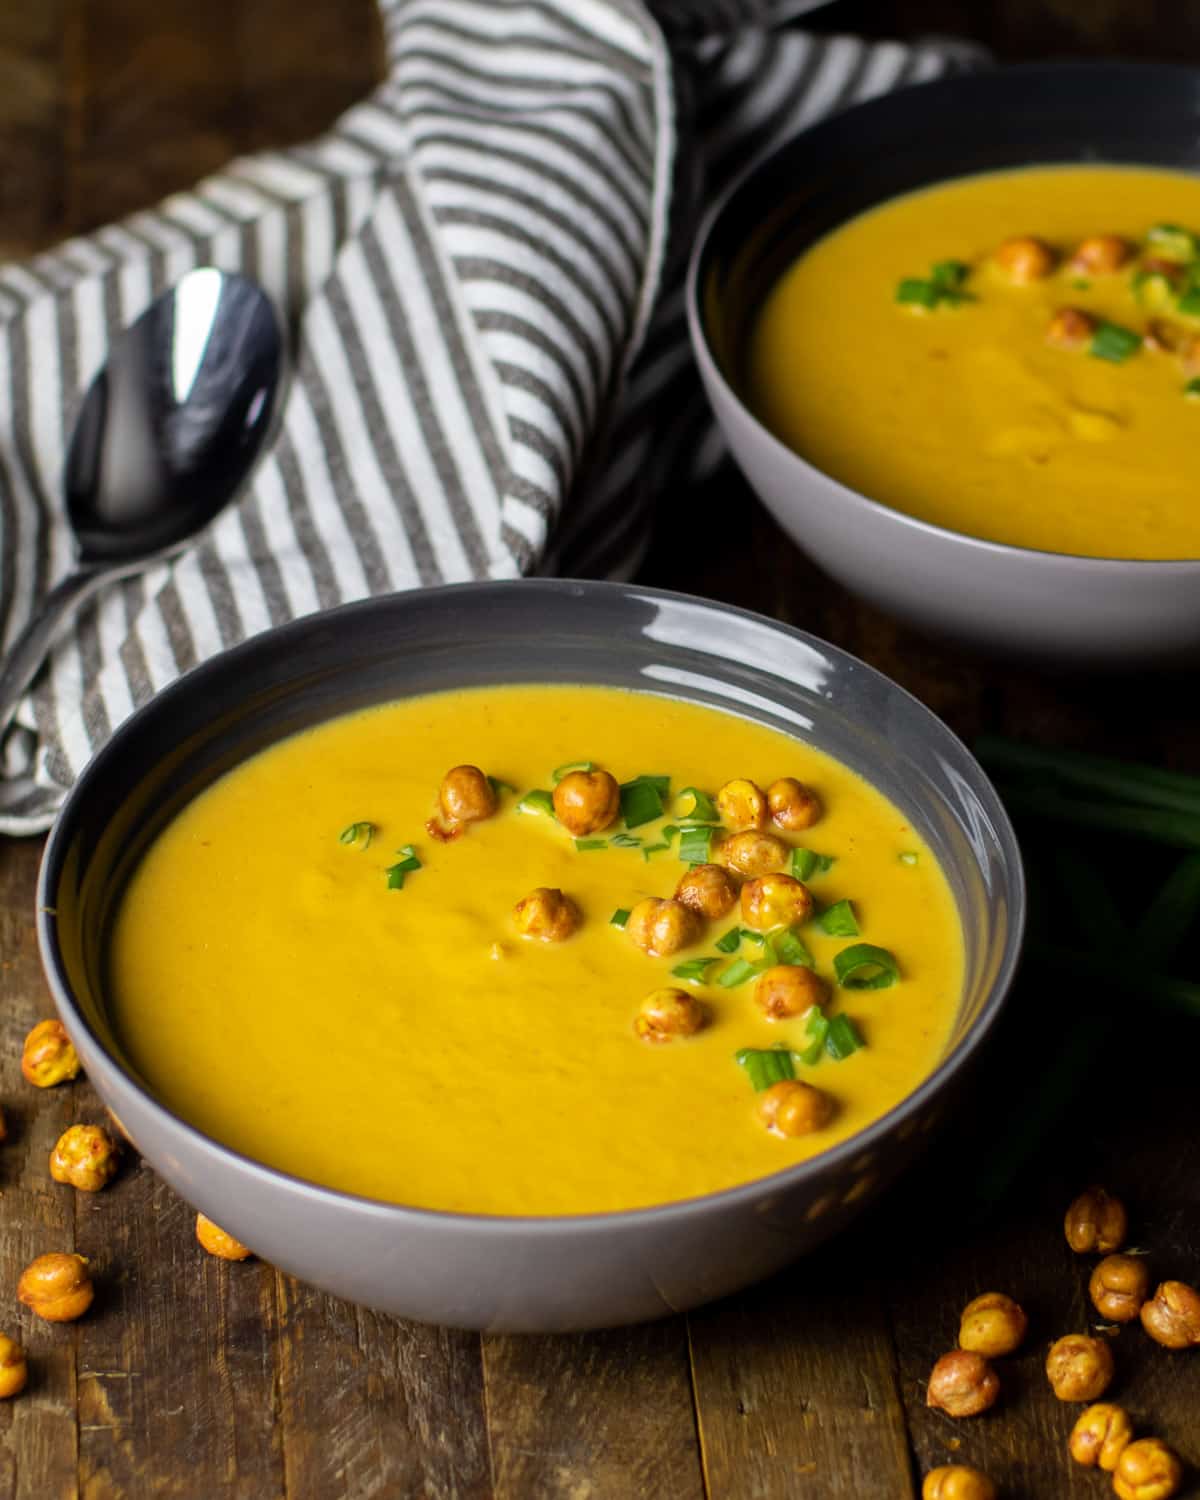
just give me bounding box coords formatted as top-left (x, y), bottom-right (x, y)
top-left (106, 685), bottom-right (961, 1216)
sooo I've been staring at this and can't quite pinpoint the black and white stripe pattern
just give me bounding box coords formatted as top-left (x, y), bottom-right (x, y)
top-left (0, 0), bottom-right (979, 831)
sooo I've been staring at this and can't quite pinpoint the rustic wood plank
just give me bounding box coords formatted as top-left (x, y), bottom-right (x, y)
top-left (687, 1254), bottom-right (918, 1500)
top-left (0, 838), bottom-right (78, 1500)
top-left (482, 1324), bottom-right (706, 1499)
top-left (275, 1277), bottom-right (491, 1500)
top-left (74, 1174), bottom-right (283, 1500)
top-left (884, 1019), bottom-right (1200, 1499)
top-left (0, 2), bottom-right (66, 257)
top-left (63, 0), bottom-right (382, 241)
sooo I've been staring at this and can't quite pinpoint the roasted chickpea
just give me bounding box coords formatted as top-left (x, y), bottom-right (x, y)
top-left (17, 1252), bottom-right (93, 1322)
top-left (958, 1292), bottom-right (1028, 1358)
top-left (1068, 1402), bottom-right (1134, 1471)
top-left (1065, 1186), bottom-right (1127, 1254)
top-left (1113, 1438), bottom-right (1184, 1500)
top-left (674, 863), bottom-right (738, 921)
top-left (512, 887), bottom-right (581, 943)
top-left (1139, 1279), bottom-right (1200, 1350)
top-left (766, 776), bottom-right (821, 831)
top-left (438, 764), bottom-right (496, 825)
top-left (757, 1080), bottom-right (832, 1138)
top-left (740, 873), bottom-right (813, 932)
top-left (0, 1335), bottom-right (26, 1400)
top-left (1046, 1334), bottom-right (1114, 1402)
top-left (1089, 1255), bottom-right (1150, 1324)
top-left (715, 778), bottom-right (768, 831)
top-left (196, 1214), bottom-right (253, 1261)
top-left (1144, 318), bottom-right (1183, 354)
top-left (49, 1124), bottom-right (120, 1193)
top-left (925, 1350), bottom-right (999, 1418)
top-left (994, 235), bottom-right (1055, 282)
top-left (634, 987), bottom-right (706, 1044)
top-left (552, 769), bottom-right (620, 837)
top-left (625, 897), bottom-right (699, 958)
top-left (753, 965), bottom-right (827, 1021)
top-left (1047, 307), bottom-right (1096, 350)
top-left (719, 830), bottom-right (789, 879)
top-left (1068, 235), bottom-right (1132, 274)
top-left (21, 1019), bottom-right (80, 1088)
top-left (921, 1466), bottom-right (997, 1500)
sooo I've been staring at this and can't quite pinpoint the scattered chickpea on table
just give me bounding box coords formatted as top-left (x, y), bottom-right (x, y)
top-left (1089, 1254), bottom-right (1151, 1324)
top-left (17, 1253), bottom-right (93, 1323)
top-left (1065, 1186), bottom-right (1128, 1255)
top-left (926, 1349), bottom-right (1000, 1418)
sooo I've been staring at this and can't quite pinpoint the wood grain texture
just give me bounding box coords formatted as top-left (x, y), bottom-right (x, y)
top-left (482, 1326), bottom-right (706, 1499)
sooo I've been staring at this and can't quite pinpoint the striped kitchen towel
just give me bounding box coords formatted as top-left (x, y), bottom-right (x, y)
top-left (0, 0), bottom-right (978, 833)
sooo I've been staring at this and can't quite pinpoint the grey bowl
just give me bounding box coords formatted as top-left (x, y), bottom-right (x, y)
top-left (37, 580), bottom-right (1024, 1331)
top-left (688, 62), bottom-right (1200, 668)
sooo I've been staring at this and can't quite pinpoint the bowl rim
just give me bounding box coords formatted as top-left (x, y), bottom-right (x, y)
top-left (686, 58), bottom-right (1200, 573)
top-left (38, 577), bottom-right (1026, 1233)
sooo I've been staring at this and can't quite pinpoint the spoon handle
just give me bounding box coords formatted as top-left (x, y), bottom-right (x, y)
top-left (0, 565), bottom-right (111, 736)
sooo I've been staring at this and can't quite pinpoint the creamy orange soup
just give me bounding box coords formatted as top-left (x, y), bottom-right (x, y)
top-left (747, 164), bottom-right (1200, 559)
top-left (107, 685), bottom-right (963, 1215)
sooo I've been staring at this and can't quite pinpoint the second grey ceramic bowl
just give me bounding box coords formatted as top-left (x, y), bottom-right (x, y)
top-left (38, 581), bottom-right (1023, 1331)
top-left (688, 63), bottom-right (1200, 668)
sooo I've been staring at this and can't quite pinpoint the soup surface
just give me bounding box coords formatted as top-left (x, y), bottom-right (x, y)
top-left (747, 164), bottom-right (1200, 559)
top-left (108, 686), bottom-right (962, 1216)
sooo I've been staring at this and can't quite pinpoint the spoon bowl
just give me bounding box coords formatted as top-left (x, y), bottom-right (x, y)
top-left (0, 268), bottom-right (283, 730)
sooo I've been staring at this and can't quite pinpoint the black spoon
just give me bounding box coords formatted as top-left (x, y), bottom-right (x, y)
top-left (0, 267), bottom-right (283, 732)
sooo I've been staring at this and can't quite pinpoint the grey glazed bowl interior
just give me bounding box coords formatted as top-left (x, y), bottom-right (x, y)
top-left (38, 580), bottom-right (1024, 1332)
top-left (688, 62), bottom-right (1200, 668)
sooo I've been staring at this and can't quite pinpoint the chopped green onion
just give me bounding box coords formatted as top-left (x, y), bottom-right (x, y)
top-left (1179, 289), bottom-right (1200, 316)
top-left (896, 277), bottom-right (938, 308)
top-left (678, 825), bottom-right (715, 864)
top-left (897, 260), bottom-right (974, 310)
top-left (800, 1007), bottom-right (829, 1065)
top-left (487, 777), bottom-right (516, 797)
top-left (1186, 378), bottom-right (1200, 399)
top-left (517, 789), bottom-right (555, 817)
top-left (818, 899), bottom-right (860, 937)
top-left (552, 760), bottom-right (594, 783)
top-left (676, 787), bottom-right (718, 821)
top-left (825, 1013), bottom-right (865, 1060)
top-left (734, 1046), bottom-right (796, 1092)
top-left (794, 850), bottom-right (837, 877)
top-left (385, 844), bottom-right (422, 890)
top-left (739, 928), bottom-right (765, 945)
top-left (339, 820), bottom-right (375, 850)
top-left (717, 958), bottom-right (760, 989)
top-left (758, 935), bottom-right (780, 969)
top-left (1146, 223), bottom-right (1199, 261)
top-left (1089, 320), bottom-right (1141, 363)
top-left (773, 928), bottom-right (814, 968)
top-left (620, 776), bottom-right (667, 829)
top-left (898, 851), bottom-right (919, 867)
top-left (1071, 278), bottom-right (1090, 290)
top-left (641, 842), bottom-right (670, 861)
top-left (1132, 267), bottom-right (1175, 305)
top-left (715, 928), bottom-right (741, 954)
top-left (574, 838), bottom-right (607, 851)
top-left (791, 847), bottom-right (817, 880)
top-left (610, 833), bottom-right (642, 848)
top-left (610, 908), bottom-right (631, 928)
top-left (834, 943), bottom-right (900, 990)
top-left (661, 825), bottom-right (679, 842)
top-left (672, 957), bottom-right (719, 983)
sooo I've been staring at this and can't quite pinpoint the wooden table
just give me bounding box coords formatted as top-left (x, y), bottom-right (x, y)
top-left (0, 3), bottom-right (1197, 1496)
